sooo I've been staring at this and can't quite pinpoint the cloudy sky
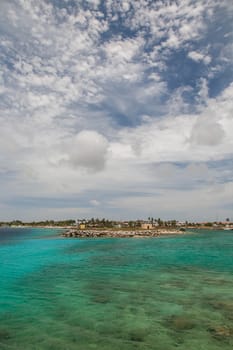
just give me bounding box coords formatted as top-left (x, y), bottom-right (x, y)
top-left (0, 0), bottom-right (233, 221)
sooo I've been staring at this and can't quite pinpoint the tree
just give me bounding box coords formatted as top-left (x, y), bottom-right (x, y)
top-left (157, 218), bottom-right (163, 226)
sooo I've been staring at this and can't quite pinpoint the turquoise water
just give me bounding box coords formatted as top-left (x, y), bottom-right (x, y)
top-left (0, 228), bottom-right (233, 349)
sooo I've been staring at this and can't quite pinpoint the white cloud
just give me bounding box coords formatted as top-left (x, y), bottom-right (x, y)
top-left (66, 130), bottom-right (109, 172)
top-left (0, 0), bottom-right (232, 220)
top-left (188, 51), bottom-right (211, 64)
top-left (190, 117), bottom-right (225, 146)
top-left (107, 180), bottom-right (233, 221)
top-left (111, 83), bottom-right (233, 163)
top-left (90, 199), bottom-right (100, 206)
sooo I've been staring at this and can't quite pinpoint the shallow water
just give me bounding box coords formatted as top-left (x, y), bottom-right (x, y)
top-left (0, 228), bottom-right (233, 349)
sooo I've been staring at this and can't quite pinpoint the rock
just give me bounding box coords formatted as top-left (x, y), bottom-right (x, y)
top-left (61, 228), bottom-right (184, 238)
top-left (0, 328), bottom-right (11, 340)
top-left (167, 315), bottom-right (196, 331)
top-left (208, 300), bottom-right (233, 320)
top-left (208, 325), bottom-right (232, 340)
top-left (92, 294), bottom-right (110, 304)
top-left (129, 328), bottom-right (148, 342)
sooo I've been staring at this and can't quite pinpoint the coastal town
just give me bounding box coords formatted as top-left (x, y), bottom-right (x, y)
top-left (1, 217), bottom-right (232, 237)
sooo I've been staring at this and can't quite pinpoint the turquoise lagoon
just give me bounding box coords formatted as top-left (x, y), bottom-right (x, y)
top-left (0, 228), bottom-right (233, 349)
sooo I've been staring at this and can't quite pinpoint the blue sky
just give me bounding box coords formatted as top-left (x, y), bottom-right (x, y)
top-left (0, 0), bottom-right (232, 221)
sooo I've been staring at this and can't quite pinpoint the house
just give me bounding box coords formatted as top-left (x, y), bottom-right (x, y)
top-left (114, 223), bottom-right (122, 228)
top-left (79, 223), bottom-right (86, 230)
top-left (141, 223), bottom-right (153, 230)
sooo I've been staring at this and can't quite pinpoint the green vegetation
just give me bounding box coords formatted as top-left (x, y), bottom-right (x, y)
top-left (0, 219), bottom-right (76, 227)
top-left (0, 218), bottom-right (231, 230)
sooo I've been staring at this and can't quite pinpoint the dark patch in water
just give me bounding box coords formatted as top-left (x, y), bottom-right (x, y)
top-left (129, 333), bottom-right (144, 342)
top-left (0, 327), bottom-right (11, 340)
top-left (208, 325), bottom-right (233, 342)
top-left (166, 315), bottom-right (196, 331)
top-left (206, 299), bottom-right (233, 321)
top-left (92, 294), bottom-right (110, 304)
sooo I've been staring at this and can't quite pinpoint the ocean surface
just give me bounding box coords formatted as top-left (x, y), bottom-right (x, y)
top-left (0, 228), bottom-right (232, 350)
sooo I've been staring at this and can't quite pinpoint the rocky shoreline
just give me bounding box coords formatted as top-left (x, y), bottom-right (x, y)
top-left (61, 229), bottom-right (186, 238)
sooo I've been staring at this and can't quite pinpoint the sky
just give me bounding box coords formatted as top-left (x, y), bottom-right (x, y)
top-left (0, 0), bottom-right (233, 222)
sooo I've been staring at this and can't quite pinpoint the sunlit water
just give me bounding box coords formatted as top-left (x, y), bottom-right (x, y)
top-left (0, 228), bottom-right (232, 349)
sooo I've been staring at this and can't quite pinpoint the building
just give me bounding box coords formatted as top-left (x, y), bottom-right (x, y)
top-left (141, 223), bottom-right (153, 230)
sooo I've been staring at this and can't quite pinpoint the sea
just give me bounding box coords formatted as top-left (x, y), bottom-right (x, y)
top-left (0, 227), bottom-right (232, 350)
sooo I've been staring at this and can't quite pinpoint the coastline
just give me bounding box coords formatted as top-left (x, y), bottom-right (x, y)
top-left (61, 228), bottom-right (188, 238)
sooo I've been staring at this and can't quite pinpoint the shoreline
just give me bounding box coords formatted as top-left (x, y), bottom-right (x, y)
top-left (61, 229), bottom-right (188, 238)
